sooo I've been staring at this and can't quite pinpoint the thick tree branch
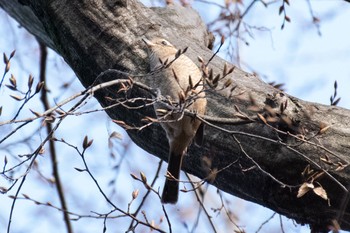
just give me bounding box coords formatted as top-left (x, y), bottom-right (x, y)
top-left (1, 0), bottom-right (349, 231)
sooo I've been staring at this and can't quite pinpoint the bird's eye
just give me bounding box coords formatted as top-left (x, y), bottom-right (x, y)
top-left (161, 40), bottom-right (168, 45)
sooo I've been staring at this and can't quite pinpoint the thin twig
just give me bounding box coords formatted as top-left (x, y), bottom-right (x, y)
top-left (6, 106), bottom-right (69, 233)
top-left (0, 79), bottom-right (133, 126)
top-left (6, 75), bottom-right (93, 233)
top-left (128, 160), bottom-right (163, 230)
top-left (196, 115), bottom-right (348, 192)
top-left (38, 42), bottom-right (73, 233)
top-left (255, 212), bottom-right (276, 233)
top-left (305, 0), bottom-right (321, 36)
top-left (78, 146), bottom-right (166, 232)
top-left (279, 214), bottom-right (285, 233)
top-left (215, 190), bottom-right (243, 231)
top-left (185, 173), bottom-right (218, 233)
top-left (6, 175), bottom-right (26, 233)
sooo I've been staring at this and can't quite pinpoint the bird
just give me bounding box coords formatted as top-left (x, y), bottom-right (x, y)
top-left (143, 37), bottom-right (207, 204)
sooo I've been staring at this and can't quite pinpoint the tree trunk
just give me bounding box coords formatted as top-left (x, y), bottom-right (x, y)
top-left (1, 0), bottom-right (349, 231)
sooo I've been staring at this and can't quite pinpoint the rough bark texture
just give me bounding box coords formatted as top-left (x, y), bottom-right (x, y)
top-left (1, 0), bottom-right (349, 231)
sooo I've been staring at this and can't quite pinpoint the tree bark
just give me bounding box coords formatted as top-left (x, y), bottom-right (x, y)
top-left (1, 0), bottom-right (349, 231)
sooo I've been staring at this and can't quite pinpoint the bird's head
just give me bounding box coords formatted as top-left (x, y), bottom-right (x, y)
top-left (142, 37), bottom-right (178, 58)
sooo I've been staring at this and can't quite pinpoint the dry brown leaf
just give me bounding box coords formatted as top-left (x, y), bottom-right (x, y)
top-left (297, 182), bottom-right (313, 198)
top-left (319, 154), bottom-right (332, 165)
top-left (257, 113), bottom-right (267, 124)
top-left (319, 125), bottom-right (330, 134)
top-left (313, 186), bottom-right (328, 200)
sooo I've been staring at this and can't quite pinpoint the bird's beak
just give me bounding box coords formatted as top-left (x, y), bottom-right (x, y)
top-left (142, 38), bottom-right (155, 47)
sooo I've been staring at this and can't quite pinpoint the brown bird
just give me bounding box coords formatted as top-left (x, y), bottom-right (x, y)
top-left (143, 37), bottom-right (207, 204)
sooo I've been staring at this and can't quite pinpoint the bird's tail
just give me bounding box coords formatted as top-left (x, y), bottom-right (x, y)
top-left (161, 150), bottom-right (184, 204)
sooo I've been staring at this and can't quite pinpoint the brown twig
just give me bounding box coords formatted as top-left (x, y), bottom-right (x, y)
top-left (128, 160), bottom-right (163, 230)
top-left (215, 190), bottom-right (243, 232)
top-left (58, 138), bottom-right (166, 232)
top-left (6, 101), bottom-right (70, 233)
top-left (254, 212), bottom-right (276, 233)
top-left (195, 114), bottom-right (347, 192)
top-left (38, 42), bottom-right (73, 233)
top-left (185, 173), bottom-right (218, 233)
top-left (305, 0), bottom-right (321, 36)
